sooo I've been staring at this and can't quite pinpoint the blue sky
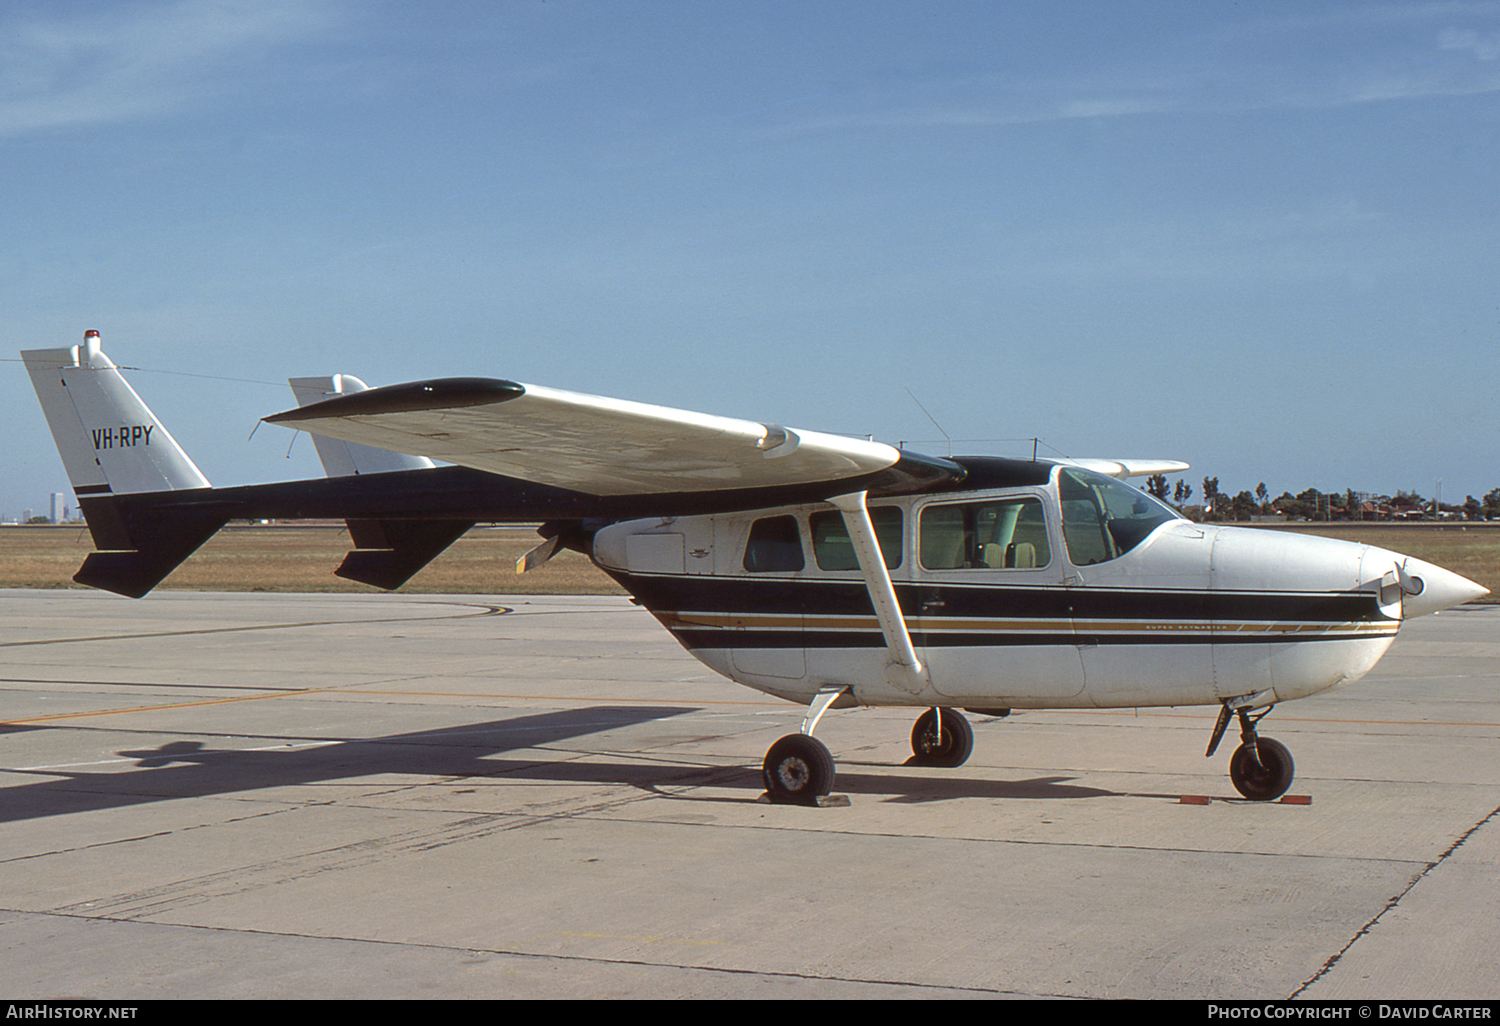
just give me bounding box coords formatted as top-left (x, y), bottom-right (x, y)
top-left (5, 0), bottom-right (1499, 518)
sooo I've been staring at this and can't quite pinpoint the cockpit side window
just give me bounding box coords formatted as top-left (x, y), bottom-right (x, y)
top-left (743, 515), bottom-right (805, 573)
top-left (810, 507), bottom-right (903, 571)
top-left (1058, 468), bottom-right (1181, 565)
top-left (920, 496), bottom-right (1051, 570)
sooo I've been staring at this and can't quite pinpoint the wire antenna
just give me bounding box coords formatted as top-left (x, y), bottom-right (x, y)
top-left (904, 388), bottom-right (951, 455)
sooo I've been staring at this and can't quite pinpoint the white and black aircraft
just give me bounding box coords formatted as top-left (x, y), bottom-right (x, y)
top-left (22, 332), bottom-right (1489, 804)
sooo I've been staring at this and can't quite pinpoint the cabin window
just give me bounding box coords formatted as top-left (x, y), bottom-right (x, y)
top-left (1059, 467), bottom-right (1180, 565)
top-left (743, 515), bottom-right (805, 572)
top-left (919, 497), bottom-right (1051, 570)
top-left (809, 507), bottom-right (903, 571)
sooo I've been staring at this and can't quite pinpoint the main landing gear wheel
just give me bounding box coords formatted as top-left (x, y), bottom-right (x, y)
top-left (1229, 737), bottom-right (1295, 801)
top-left (763, 734), bottom-right (836, 804)
top-left (910, 708), bottom-right (974, 768)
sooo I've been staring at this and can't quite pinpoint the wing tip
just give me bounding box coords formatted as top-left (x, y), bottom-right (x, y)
top-left (265, 377), bottom-right (525, 424)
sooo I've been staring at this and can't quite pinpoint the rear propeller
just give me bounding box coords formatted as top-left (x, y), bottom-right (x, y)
top-left (516, 529), bottom-right (563, 574)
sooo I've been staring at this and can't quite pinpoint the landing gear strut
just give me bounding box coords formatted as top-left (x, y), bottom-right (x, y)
top-left (1208, 702), bottom-right (1296, 801)
top-left (762, 687), bottom-right (844, 804)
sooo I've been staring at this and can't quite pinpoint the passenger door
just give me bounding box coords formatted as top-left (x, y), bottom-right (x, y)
top-left (913, 492), bottom-right (1085, 702)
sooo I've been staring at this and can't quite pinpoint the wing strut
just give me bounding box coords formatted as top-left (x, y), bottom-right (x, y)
top-left (828, 491), bottom-right (926, 695)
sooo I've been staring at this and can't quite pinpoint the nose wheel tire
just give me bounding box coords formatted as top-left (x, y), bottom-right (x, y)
top-left (763, 734), bottom-right (836, 804)
top-left (910, 708), bottom-right (974, 768)
top-left (1229, 737), bottom-right (1295, 801)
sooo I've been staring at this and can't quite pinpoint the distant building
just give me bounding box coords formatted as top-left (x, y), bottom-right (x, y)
top-left (50, 493), bottom-right (67, 524)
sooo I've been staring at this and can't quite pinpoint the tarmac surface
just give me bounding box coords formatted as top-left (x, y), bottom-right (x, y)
top-left (1, 588), bottom-right (1497, 1000)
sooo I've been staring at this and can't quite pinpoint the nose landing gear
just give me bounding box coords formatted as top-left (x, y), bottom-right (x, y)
top-left (1228, 736), bottom-right (1295, 801)
top-left (1207, 702), bottom-right (1296, 801)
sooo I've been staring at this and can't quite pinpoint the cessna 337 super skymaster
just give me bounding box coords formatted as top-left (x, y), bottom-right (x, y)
top-left (22, 332), bottom-right (1489, 804)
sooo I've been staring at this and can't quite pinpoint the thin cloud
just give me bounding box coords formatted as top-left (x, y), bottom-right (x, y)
top-left (763, 58), bottom-right (1500, 140)
top-left (1439, 27), bottom-right (1500, 59)
top-left (750, 3), bottom-right (1500, 138)
top-left (0, 0), bottom-right (345, 136)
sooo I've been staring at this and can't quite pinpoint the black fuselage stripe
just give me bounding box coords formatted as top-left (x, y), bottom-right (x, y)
top-left (607, 571), bottom-right (1395, 625)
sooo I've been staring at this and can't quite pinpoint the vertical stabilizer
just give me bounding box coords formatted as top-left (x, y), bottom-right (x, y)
top-left (22, 331), bottom-right (210, 497)
top-left (22, 332), bottom-right (223, 597)
top-left (288, 374), bottom-right (461, 589)
top-left (288, 374), bottom-right (435, 477)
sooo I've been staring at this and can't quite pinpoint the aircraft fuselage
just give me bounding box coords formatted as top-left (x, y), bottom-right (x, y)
top-left (593, 458), bottom-right (1462, 713)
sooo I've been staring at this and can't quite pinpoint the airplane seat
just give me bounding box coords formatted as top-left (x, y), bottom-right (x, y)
top-left (1006, 542), bottom-right (1037, 568)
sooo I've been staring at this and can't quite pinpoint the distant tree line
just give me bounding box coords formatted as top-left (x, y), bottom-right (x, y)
top-left (1143, 476), bottom-right (1500, 523)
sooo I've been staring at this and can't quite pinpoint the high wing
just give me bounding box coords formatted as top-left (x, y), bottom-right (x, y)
top-left (263, 377), bottom-right (912, 496)
top-left (1055, 458), bottom-right (1192, 479)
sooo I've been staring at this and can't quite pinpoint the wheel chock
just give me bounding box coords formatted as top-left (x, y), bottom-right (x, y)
top-left (758, 792), bottom-right (851, 807)
top-left (1177, 793), bottom-right (1312, 806)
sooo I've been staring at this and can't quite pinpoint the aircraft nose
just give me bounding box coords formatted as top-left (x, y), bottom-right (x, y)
top-left (1393, 555), bottom-right (1489, 618)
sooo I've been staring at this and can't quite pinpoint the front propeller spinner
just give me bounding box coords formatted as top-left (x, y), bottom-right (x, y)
top-left (1389, 553), bottom-right (1486, 619)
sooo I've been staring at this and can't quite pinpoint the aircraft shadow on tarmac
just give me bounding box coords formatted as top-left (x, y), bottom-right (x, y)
top-left (0, 706), bottom-right (1140, 823)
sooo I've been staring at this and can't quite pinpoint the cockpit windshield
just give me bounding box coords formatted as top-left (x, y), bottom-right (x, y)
top-left (1057, 467), bottom-right (1183, 565)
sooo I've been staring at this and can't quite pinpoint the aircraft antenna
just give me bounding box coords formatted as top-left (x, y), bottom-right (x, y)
top-left (903, 388), bottom-right (951, 456)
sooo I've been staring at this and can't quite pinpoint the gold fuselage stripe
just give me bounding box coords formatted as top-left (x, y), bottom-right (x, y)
top-left (656, 610), bottom-right (1399, 638)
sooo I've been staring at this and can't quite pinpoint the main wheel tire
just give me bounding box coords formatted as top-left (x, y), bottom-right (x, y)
top-left (1229, 737), bottom-right (1295, 801)
top-left (763, 734), bottom-right (836, 803)
top-left (910, 708), bottom-right (974, 768)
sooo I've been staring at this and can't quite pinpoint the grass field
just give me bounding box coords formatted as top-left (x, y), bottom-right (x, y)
top-left (0, 524), bottom-right (624, 594)
top-left (1, 521), bottom-right (1495, 600)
